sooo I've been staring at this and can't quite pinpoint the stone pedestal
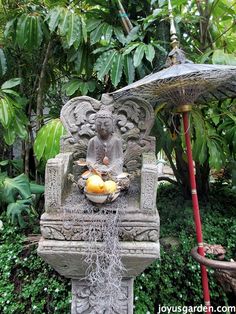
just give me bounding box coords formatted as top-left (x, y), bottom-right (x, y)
top-left (71, 279), bottom-right (134, 314)
top-left (38, 94), bottom-right (160, 313)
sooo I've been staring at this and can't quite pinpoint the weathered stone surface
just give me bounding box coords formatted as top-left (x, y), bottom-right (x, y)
top-left (140, 152), bottom-right (159, 211)
top-left (71, 278), bottom-right (133, 314)
top-left (38, 239), bottom-right (160, 278)
top-left (45, 152), bottom-right (73, 213)
top-left (39, 94), bottom-right (161, 314)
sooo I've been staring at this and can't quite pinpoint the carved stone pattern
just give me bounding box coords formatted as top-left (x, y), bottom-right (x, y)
top-left (59, 95), bottom-right (155, 173)
top-left (41, 224), bottom-right (159, 242)
top-left (72, 279), bottom-right (132, 314)
top-left (141, 173), bottom-right (156, 210)
top-left (39, 244), bottom-right (158, 257)
top-left (60, 96), bottom-right (102, 160)
top-left (45, 166), bottom-right (61, 210)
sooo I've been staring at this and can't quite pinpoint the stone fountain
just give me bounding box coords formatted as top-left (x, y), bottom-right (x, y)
top-left (37, 94), bottom-right (160, 313)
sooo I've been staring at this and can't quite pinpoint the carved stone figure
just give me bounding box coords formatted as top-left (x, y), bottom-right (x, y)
top-left (38, 94), bottom-right (160, 314)
top-left (86, 106), bottom-right (123, 178)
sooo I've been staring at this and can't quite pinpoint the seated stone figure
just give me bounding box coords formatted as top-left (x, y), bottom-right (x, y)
top-left (86, 107), bottom-right (123, 179)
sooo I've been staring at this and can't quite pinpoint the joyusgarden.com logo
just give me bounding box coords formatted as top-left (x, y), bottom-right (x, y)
top-left (157, 305), bottom-right (236, 313)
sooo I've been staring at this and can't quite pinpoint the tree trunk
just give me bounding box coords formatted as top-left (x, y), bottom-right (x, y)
top-left (36, 40), bottom-right (52, 132)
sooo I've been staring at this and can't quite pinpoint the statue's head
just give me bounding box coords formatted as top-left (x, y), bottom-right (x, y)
top-left (95, 106), bottom-right (114, 139)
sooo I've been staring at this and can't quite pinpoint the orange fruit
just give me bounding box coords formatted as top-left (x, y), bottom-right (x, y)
top-left (86, 175), bottom-right (105, 194)
top-left (104, 180), bottom-right (117, 193)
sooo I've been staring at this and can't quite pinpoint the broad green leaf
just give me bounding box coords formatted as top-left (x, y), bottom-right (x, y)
top-left (81, 16), bottom-right (87, 43)
top-left (58, 8), bottom-right (70, 36)
top-left (86, 18), bottom-right (102, 32)
top-left (79, 82), bottom-right (89, 95)
top-left (47, 7), bottom-right (63, 32)
top-left (90, 22), bottom-right (105, 45)
top-left (124, 54), bottom-right (135, 84)
top-left (103, 23), bottom-right (113, 42)
top-left (133, 44), bottom-right (145, 67)
top-left (64, 79), bottom-right (81, 96)
top-left (34, 119), bottom-right (66, 161)
top-left (87, 80), bottom-right (96, 92)
top-left (1, 89), bottom-right (20, 97)
top-left (7, 199), bottom-right (31, 227)
top-left (16, 14), bottom-right (43, 50)
top-left (13, 112), bottom-right (28, 139)
top-left (65, 13), bottom-right (81, 48)
top-left (30, 182), bottom-right (45, 194)
top-left (1, 78), bottom-right (21, 89)
top-left (3, 174), bottom-right (31, 203)
top-left (0, 97), bottom-right (14, 128)
top-left (114, 27), bottom-right (126, 45)
top-left (125, 26), bottom-right (140, 44)
top-left (94, 49), bottom-right (117, 81)
top-left (0, 160), bottom-right (9, 166)
top-left (145, 44), bottom-right (155, 63)
top-left (111, 53), bottom-right (124, 87)
top-left (3, 128), bottom-right (15, 145)
top-left (207, 138), bottom-right (225, 170)
top-left (0, 48), bottom-right (7, 77)
top-left (123, 43), bottom-right (140, 55)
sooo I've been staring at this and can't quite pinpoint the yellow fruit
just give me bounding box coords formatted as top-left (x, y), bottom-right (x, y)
top-left (104, 180), bottom-right (117, 193)
top-left (86, 175), bottom-right (104, 194)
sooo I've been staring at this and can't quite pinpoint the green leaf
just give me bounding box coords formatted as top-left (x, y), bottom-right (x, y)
top-left (133, 44), bottom-right (145, 67)
top-left (3, 128), bottom-right (16, 145)
top-left (207, 138), bottom-right (225, 170)
top-left (0, 97), bottom-right (14, 128)
top-left (145, 44), bottom-right (155, 63)
top-left (0, 48), bottom-right (7, 77)
top-left (94, 49), bottom-right (117, 81)
top-left (103, 23), bottom-right (113, 42)
top-left (124, 54), bottom-right (135, 84)
top-left (90, 22), bottom-right (105, 45)
top-left (125, 26), bottom-right (140, 44)
top-left (7, 199), bottom-right (31, 227)
top-left (34, 119), bottom-right (66, 162)
top-left (64, 79), bottom-right (81, 96)
top-left (123, 43), bottom-right (140, 55)
top-left (16, 14), bottom-right (43, 50)
top-left (65, 13), bottom-right (81, 48)
top-left (86, 18), bottom-right (102, 32)
top-left (1, 78), bottom-right (21, 89)
top-left (0, 160), bottom-right (9, 166)
top-left (81, 16), bottom-right (87, 43)
top-left (29, 182), bottom-right (45, 194)
top-left (58, 8), bottom-right (70, 36)
top-left (111, 53), bottom-right (124, 87)
top-left (3, 174), bottom-right (31, 203)
top-left (114, 27), bottom-right (126, 45)
top-left (47, 7), bottom-right (63, 32)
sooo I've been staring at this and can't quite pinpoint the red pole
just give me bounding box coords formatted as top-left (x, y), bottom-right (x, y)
top-left (183, 111), bottom-right (211, 314)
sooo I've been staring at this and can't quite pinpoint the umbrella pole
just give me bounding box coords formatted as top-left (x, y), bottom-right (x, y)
top-left (182, 111), bottom-right (211, 314)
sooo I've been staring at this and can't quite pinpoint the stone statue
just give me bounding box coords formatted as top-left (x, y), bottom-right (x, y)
top-left (86, 107), bottom-right (123, 179)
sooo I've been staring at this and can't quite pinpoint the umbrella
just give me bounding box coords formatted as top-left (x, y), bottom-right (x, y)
top-left (110, 46), bottom-right (236, 314)
top-left (111, 55), bottom-right (236, 107)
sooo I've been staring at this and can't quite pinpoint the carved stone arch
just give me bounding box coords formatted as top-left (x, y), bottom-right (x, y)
top-left (110, 95), bottom-right (156, 173)
top-left (60, 96), bottom-right (102, 159)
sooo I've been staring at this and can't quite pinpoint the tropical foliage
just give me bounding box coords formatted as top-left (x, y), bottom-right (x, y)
top-left (0, 0), bottom-right (235, 195)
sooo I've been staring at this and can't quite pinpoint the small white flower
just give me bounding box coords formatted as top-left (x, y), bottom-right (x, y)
top-left (55, 288), bottom-right (59, 293)
top-left (0, 220), bottom-right (3, 230)
top-left (32, 305), bottom-right (37, 309)
top-left (44, 287), bottom-right (47, 291)
top-left (135, 296), bottom-right (139, 300)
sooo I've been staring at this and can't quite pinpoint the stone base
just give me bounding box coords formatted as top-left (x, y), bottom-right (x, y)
top-left (37, 239), bottom-right (160, 278)
top-left (71, 278), bottom-right (134, 314)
